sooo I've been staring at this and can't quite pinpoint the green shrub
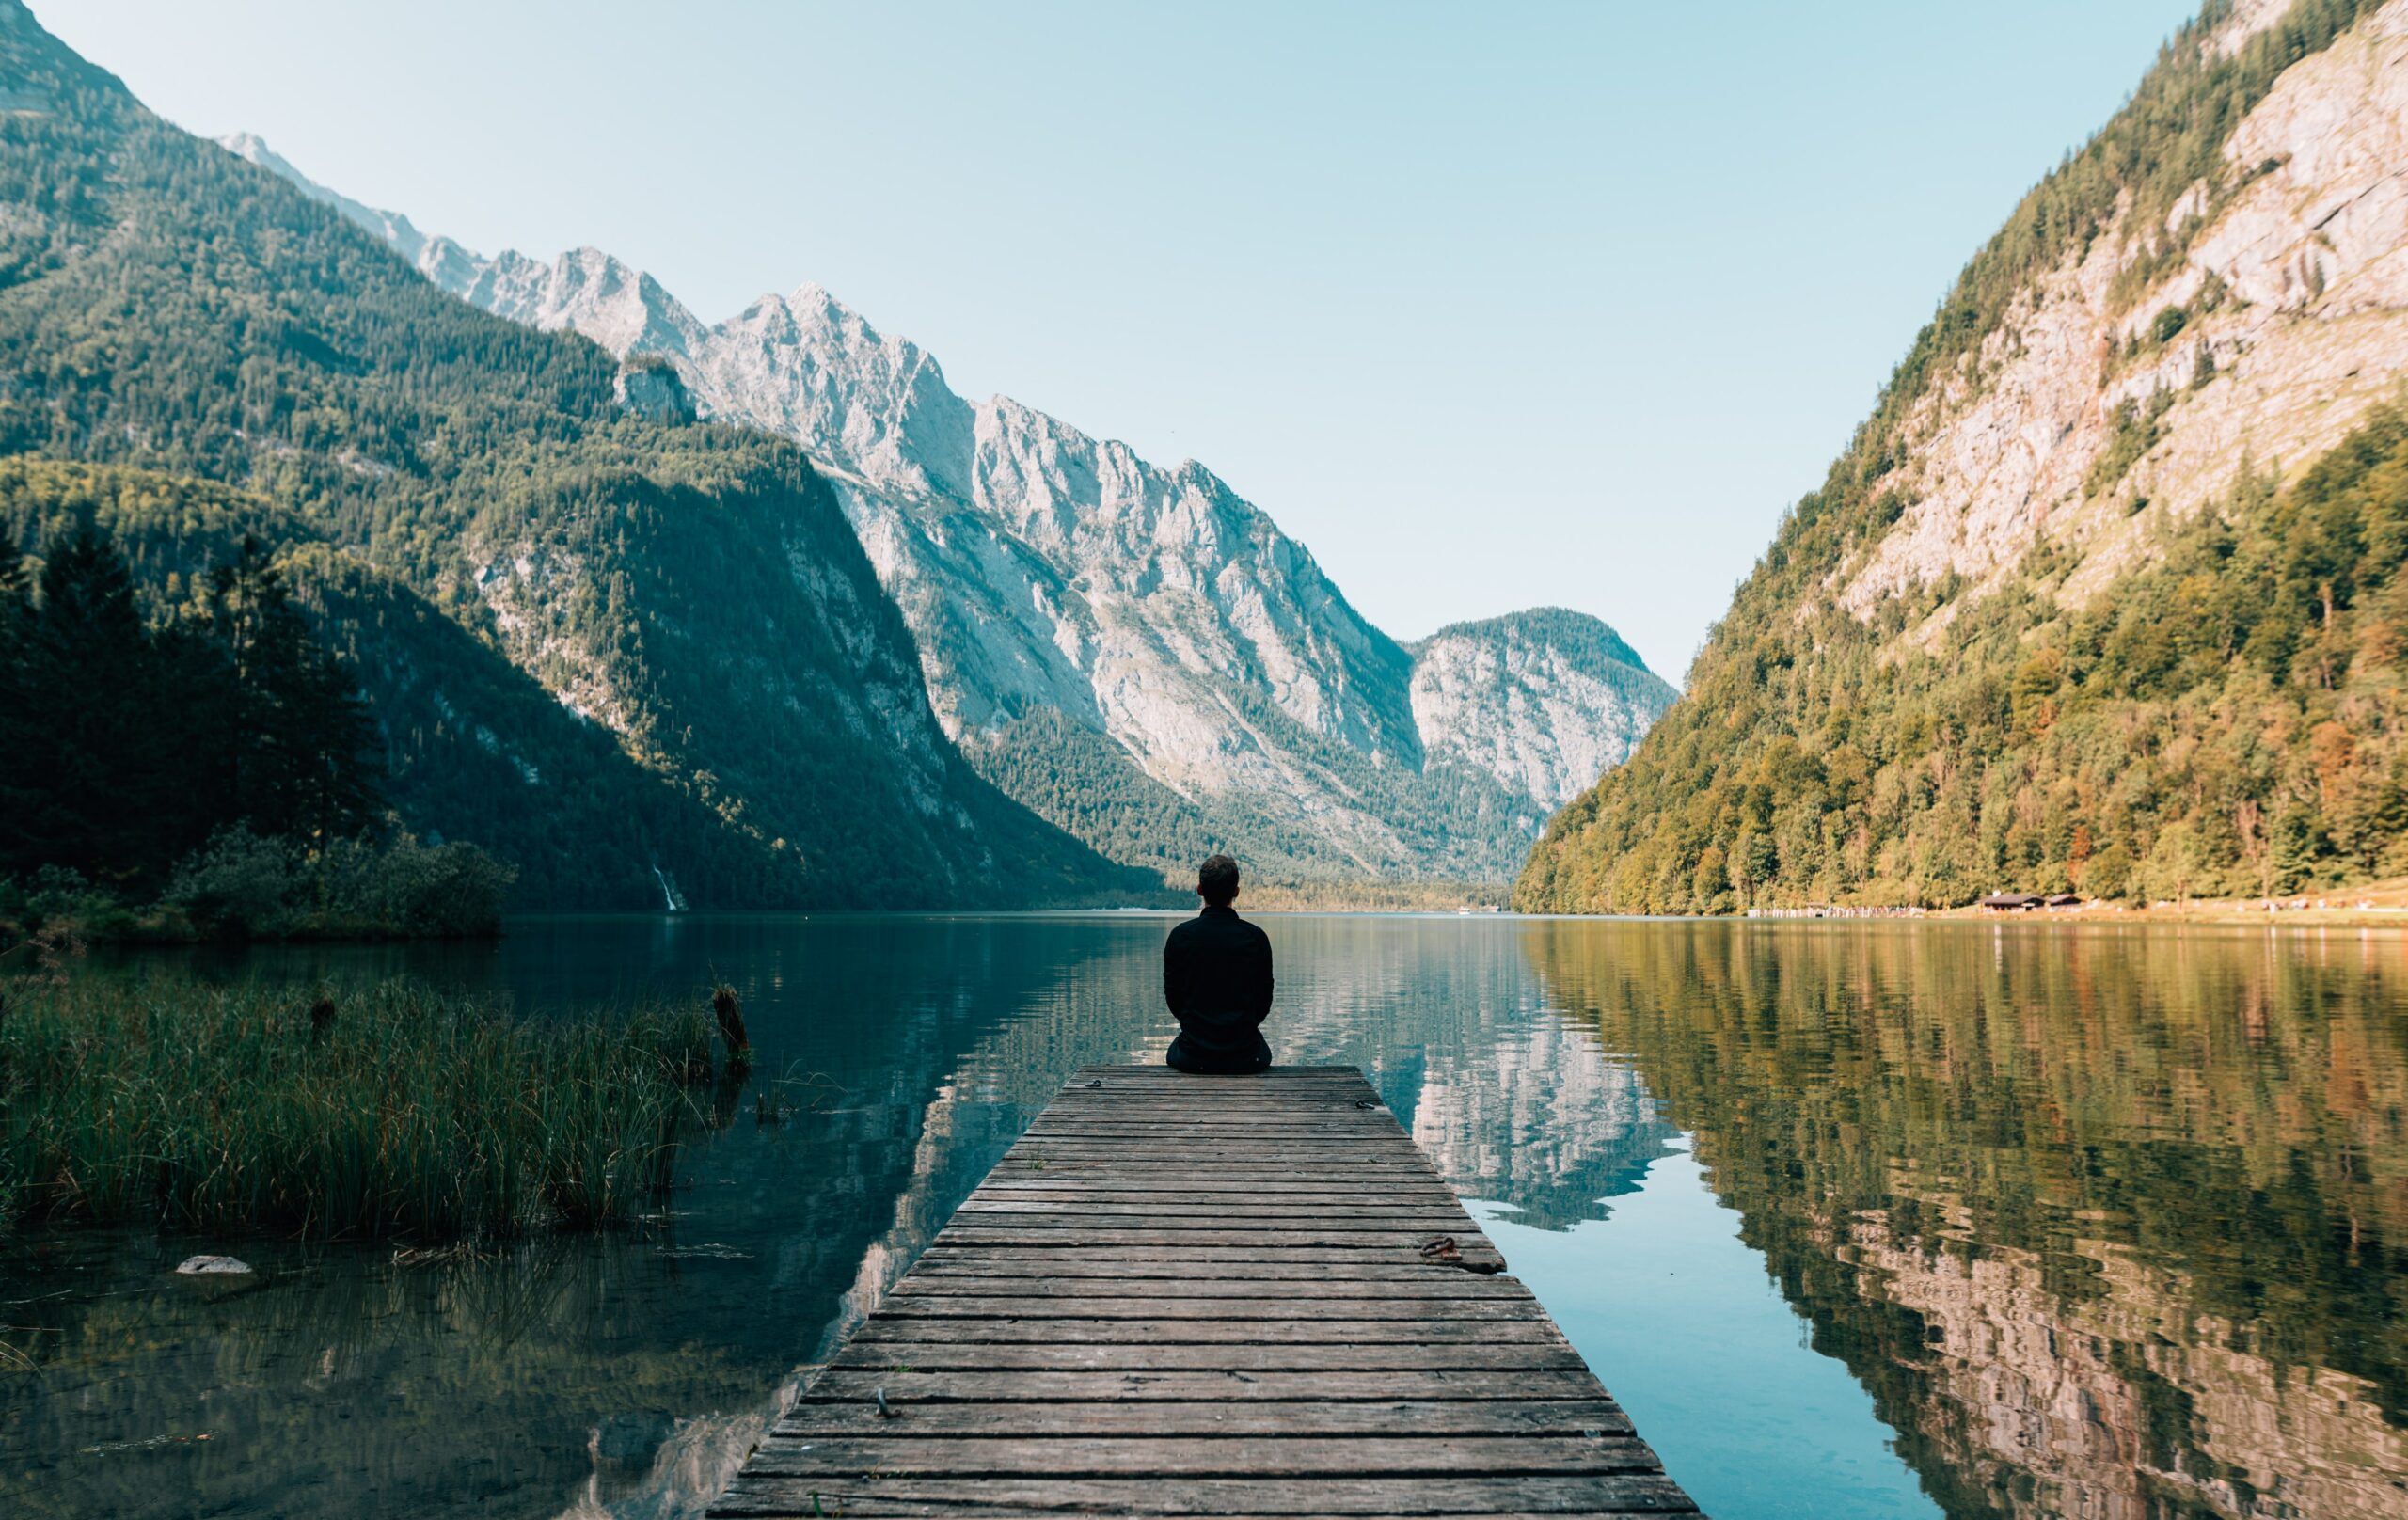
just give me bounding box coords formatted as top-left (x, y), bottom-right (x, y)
top-left (163, 829), bottom-right (296, 937)
top-left (163, 826), bottom-right (515, 940)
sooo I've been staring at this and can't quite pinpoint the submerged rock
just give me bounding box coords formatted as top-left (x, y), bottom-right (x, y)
top-left (174, 1254), bottom-right (253, 1275)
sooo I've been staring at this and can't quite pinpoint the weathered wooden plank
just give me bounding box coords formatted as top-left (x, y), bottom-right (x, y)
top-left (933, 1223), bottom-right (1484, 1241)
top-left (826, 1341), bottom-right (1593, 1372)
top-left (938, 1214), bottom-right (1481, 1234)
top-left (905, 1252), bottom-right (1493, 1281)
top-left (961, 1195), bottom-right (1472, 1213)
top-left (1019, 1119), bottom-right (1401, 1132)
top-left (987, 1173), bottom-right (1451, 1187)
top-left (924, 1233), bottom-right (1506, 1271)
top-left (796, 1370), bottom-right (1619, 1404)
top-left (1054, 1075), bottom-right (1374, 1085)
top-left (890, 1275), bottom-right (1529, 1298)
top-left (742, 1433), bottom-right (1662, 1478)
top-left (929, 1227), bottom-right (1498, 1252)
top-left (1023, 1103), bottom-right (1391, 1115)
top-left (710, 1475), bottom-right (1701, 1516)
top-left (966, 1180), bottom-right (1460, 1195)
top-left (993, 1157), bottom-right (1440, 1168)
top-left (943, 1199), bottom-right (1464, 1223)
top-left (957, 1200), bottom-right (1470, 1219)
top-left (1006, 1141), bottom-right (1416, 1151)
top-left (990, 1165), bottom-right (1448, 1179)
top-left (999, 1155), bottom-right (1434, 1165)
top-left (974, 1169), bottom-right (1435, 1183)
top-left (855, 1317), bottom-right (1565, 1345)
top-left (1023, 1109), bottom-right (1402, 1118)
top-left (1006, 1138), bottom-right (1420, 1148)
top-left (988, 1177), bottom-right (1444, 1189)
top-left (1054, 1082), bottom-right (1375, 1093)
top-left (942, 1215), bottom-right (1482, 1234)
top-left (872, 1295), bottom-right (1548, 1322)
top-left (1033, 1100), bottom-right (1382, 1113)
top-left (973, 1187), bottom-right (1448, 1199)
top-left (912, 1244), bottom-right (1503, 1267)
top-left (991, 1161), bottom-right (1434, 1170)
top-left (774, 1400), bottom-right (1637, 1438)
top-left (991, 1151), bottom-right (1425, 1165)
top-left (1020, 1125), bottom-right (1404, 1134)
top-left (1037, 1096), bottom-right (1386, 1105)
top-left (1023, 1119), bottom-right (1406, 1132)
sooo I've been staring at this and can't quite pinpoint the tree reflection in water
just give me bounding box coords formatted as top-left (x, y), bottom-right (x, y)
top-left (1526, 918), bottom-right (2408, 1520)
top-left (9, 914), bottom-right (2402, 1520)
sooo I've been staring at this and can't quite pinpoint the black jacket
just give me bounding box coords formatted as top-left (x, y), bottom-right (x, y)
top-left (1162, 906), bottom-right (1274, 1053)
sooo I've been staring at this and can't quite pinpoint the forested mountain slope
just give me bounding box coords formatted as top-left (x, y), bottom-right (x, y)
top-left (221, 136), bottom-right (1678, 886)
top-left (3, 459), bottom-right (805, 909)
top-left (1520, 0), bottom-right (2408, 912)
top-left (0, 0), bottom-right (1146, 908)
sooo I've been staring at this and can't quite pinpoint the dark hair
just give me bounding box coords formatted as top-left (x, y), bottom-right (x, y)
top-left (1197, 854), bottom-right (1240, 907)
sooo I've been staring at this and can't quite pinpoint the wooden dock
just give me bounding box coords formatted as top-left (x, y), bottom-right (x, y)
top-left (709, 1064), bottom-right (1699, 1518)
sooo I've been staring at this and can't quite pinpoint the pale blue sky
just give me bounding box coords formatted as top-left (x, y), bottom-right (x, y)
top-left (43, 0), bottom-right (2201, 679)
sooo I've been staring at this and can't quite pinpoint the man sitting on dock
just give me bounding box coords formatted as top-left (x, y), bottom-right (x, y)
top-left (1162, 853), bottom-right (1275, 1075)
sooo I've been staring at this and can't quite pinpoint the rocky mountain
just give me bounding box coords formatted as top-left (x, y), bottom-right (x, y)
top-left (1410, 610), bottom-right (1676, 812)
top-left (219, 137), bottom-right (1676, 885)
top-left (0, 1), bottom-right (1146, 909)
top-left (1521, 0), bottom-right (2408, 912)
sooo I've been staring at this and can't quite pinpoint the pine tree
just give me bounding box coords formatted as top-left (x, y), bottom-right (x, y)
top-left (198, 535), bottom-right (381, 844)
top-left (2272, 807), bottom-right (2319, 895)
top-left (14, 525), bottom-right (179, 883)
top-left (0, 536), bottom-right (31, 868)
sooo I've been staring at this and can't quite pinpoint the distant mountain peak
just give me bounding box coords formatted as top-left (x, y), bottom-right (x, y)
top-left (226, 124), bottom-right (1675, 882)
top-left (216, 131), bottom-right (430, 265)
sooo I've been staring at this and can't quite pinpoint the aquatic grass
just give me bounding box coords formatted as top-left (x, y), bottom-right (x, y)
top-left (0, 973), bottom-right (712, 1241)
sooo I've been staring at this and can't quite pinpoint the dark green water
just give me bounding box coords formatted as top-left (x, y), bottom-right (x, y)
top-left (4, 914), bottom-right (2404, 1519)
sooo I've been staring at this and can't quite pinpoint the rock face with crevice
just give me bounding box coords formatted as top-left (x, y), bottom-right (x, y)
top-left (1840, 1), bottom-right (2408, 632)
top-left (222, 137), bottom-right (1675, 881)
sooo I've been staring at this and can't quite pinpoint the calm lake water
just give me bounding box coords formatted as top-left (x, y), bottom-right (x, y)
top-left (5, 913), bottom-right (2405, 1519)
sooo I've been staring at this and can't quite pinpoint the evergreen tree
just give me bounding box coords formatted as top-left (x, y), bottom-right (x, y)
top-left (0, 521), bottom-right (385, 892)
top-left (0, 536), bottom-right (30, 862)
top-left (198, 535), bottom-right (381, 844)
top-left (11, 525), bottom-right (183, 883)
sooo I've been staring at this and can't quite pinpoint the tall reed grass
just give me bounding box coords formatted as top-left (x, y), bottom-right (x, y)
top-left (0, 974), bottom-right (712, 1241)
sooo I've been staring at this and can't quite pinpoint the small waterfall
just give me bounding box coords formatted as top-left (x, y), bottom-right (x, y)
top-left (651, 866), bottom-right (689, 913)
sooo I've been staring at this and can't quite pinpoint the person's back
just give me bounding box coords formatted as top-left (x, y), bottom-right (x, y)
top-left (1162, 854), bottom-right (1274, 1075)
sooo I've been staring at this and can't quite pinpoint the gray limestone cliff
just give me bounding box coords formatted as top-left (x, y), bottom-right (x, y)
top-left (219, 135), bottom-right (1674, 881)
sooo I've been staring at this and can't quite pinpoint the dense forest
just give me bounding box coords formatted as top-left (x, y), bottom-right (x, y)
top-left (0, 4), bottom-right (1146, 910)
top-left (1518, 0), bottom-right (2407, 912)
top-left (0, 459), bottom-right (750, 913)
top-left (0, 489), bottom-right (512, 937)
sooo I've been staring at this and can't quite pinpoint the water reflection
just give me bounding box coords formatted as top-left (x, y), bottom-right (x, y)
top-left (3, 915), bottom-right (1681, 1520)
top-left (7, 914), bottom-right (2403, 1520)
top-left (1526, 918), bottom-right (2408, 1520)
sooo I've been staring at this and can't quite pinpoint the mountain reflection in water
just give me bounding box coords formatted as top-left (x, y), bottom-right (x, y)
top-left (1526, 918), bottom-right (2408, 1520)
top-left (3, 914), bottom-right (2402, 1520)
